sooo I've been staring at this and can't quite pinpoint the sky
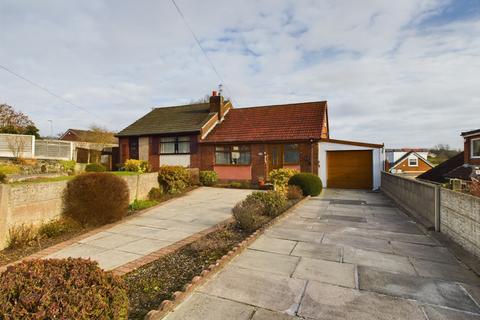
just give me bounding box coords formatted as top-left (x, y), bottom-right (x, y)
top-left (0, 0), bottom-right (479, 148)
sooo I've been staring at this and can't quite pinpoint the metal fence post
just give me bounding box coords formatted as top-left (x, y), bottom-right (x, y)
top-left (434, 185), bottom-right (441, 232)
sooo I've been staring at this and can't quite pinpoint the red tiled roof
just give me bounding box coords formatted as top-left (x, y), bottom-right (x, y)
top-left (203, 101), bottom-right (328, 143)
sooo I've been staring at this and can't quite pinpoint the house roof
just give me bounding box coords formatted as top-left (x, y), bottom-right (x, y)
top-left (385, 148), bottom-right (429, 153)
top-left (116, 103), bottom-right (216, 137)
top-left (391, 151), bottom-right (434, 170)
top-left (461, 128), bottom-right (480, 137)
top-left (60, 128), bottom-right (117, 144)
top-left (202, 101), bottom-right (328, 143)
top-left (444, 164), bottom-right (479, 181)
top-left (417, 152), bottom-right (464, 184)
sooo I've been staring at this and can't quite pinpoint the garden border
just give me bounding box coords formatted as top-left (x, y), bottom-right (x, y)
top-left (144, 196), bottom-right (310, 320)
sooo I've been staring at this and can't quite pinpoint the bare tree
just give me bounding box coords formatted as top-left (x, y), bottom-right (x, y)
top-left (6, 135), bottom-right (27, 161)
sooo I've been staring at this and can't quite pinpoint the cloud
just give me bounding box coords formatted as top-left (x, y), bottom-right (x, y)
top-left (0, 0), bottom-right (478, 148)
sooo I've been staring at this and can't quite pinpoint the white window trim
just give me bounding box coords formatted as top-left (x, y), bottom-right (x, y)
top-left (408, 157), bottom-right (418, 167)
top-left (472, 138), bottom-right (480, 159)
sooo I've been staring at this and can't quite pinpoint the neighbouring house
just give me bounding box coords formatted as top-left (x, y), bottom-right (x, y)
top-left (60, 128), bottom-right (118, 167)
top-left (116, 92), bottom-right (384, 189)
top-left (385, 149), bottom-right (433, 176)
top-left (417, 152), bottom-right (464, 184)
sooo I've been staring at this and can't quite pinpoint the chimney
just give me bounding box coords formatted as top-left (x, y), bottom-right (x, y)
top-left (209, 90), bottom-right (226, 119)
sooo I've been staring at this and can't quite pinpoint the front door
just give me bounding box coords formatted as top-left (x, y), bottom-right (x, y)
top-left (268, 145), bottom-right (283, 172)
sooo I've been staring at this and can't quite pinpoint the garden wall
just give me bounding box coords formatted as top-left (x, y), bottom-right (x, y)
top-left (0, 172), bottom-right (159, 250)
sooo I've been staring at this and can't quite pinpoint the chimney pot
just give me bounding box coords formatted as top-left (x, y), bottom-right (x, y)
top-left (212, 91), bottom-right (217, 96)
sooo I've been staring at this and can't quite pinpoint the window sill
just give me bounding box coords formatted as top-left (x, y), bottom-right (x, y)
top-left (214, 164), bottom-right (252, 167)
top-left (159, 153), bottom-right (191, 155)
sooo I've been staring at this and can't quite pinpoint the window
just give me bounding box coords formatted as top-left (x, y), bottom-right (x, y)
top-left (160, 136), bottom-right (190, 154)
top-left (284, 144), bottom-right (299, 164)
top-left (408, 157), bottom-right (418, 167)
top-left (472, 138), bottom-right (480, 158)
top-left (215, 145), bottom-right (251, 165)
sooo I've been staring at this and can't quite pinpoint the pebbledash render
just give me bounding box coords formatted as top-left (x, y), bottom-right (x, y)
top-left (116, 92), bottom-right (384, 189)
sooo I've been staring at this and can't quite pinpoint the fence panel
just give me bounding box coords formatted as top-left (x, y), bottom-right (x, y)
top-left (34, 140), bottom-right (72, 160)
top-left (0, 133), bottom-right (34, 158)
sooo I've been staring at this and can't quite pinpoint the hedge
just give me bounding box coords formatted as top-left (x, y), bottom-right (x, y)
top-left (288, 173), bottom-right (322, 196)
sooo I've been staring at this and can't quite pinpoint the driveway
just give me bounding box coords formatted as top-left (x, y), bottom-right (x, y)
top-left (47, 187), bottom-right (252, 270)
top-left (164, 189), bottom-right (480, 320)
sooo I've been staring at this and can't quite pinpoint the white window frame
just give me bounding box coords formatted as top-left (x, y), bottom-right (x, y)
top-left (471, 138), bottom-right (480, 159)
top-left (408, 157), bottom-right (418, 167)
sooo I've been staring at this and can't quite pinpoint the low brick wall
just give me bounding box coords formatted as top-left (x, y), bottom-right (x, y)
top-left (440, 188), bottom-right (480, 258)
top-left (380, 172), bottom-right (436, 228)
top-left (0, 173), bottom-right (159, 250)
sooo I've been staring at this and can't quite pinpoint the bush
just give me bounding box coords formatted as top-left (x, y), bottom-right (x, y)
top-left (124, 159), bottom-right (149, 173)
top-left (63, 173), bottom-right (129, 227)
top-left (158, 165), bottom-right (190, 194)
top-left (0, 164), bottom-right (21, 175)
top-left (245, 191), bottom-right (287, 217)
top-left (188, 168), bottom-right (200, 185)
top-left (85, 163), bottom-right (106, 172)
top-left (129, 199), bottom-right (159, 211)
top-left (7, 224), bottom-right (38, 249)
top-left (0, 258), bottom-right (128, 319)
top-left (0, 172), bottom-right (5, 183)
top-left (60, 160), bottom-right (76, 173)
top-left (269, 168), bottom-right (298, 193)
top-left (288, 173), bottom-right (322, 196)
top-left (199, 170), bottom-right (218, 186)
top-left (232, 199), bottom-right (269, 232)
top-left (287, 185), bottom-right (304, 200)
top-left (38, 218), bottom-right (80, 239)
top-left (148, 187), bottom-right (163, 201)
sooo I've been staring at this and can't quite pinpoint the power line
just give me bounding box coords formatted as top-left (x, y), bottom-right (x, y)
top-left (170, 0), bottom-right (240, 106)
top-left (0, 64), bottom-right (110, 124)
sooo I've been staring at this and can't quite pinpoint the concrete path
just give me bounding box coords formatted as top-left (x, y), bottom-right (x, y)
top-left (164, 189), bottom-right (480, 320)
top-left (47, 187), bottom-right (251, 270)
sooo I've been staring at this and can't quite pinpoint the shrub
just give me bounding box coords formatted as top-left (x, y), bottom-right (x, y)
top-left (60, 160), bottom-right (76, 173)
top-left (124, 159), bottom-right (149, 173)
top-left (148, 187), bottom-right (163, 201)
top-left (0, 164), bottom-right (21, 175)
top-left (269, 168), bottom-right (298, 193)
top-left (85, 163), bottom-right (106, 172)
top-left (199, 170), bottom-right (218, 186)
top-left (288, 173), bottom-right (322, 196)
top-left (229, 181), bottom-right (242, 188)
top-left (188, 168), bottom-right (200, 185)
top-left (129, 199), bottom-right (159, 211)
top-left (0, 172), bottom-right (5, 183)
top-left (38, 218), bottom-right (80, 239)
top-left (7, 224), bottom-right (38, 249)
top-left (0, 258), bottom-right (128, 319)
top-left (158, 165), bottom-right (190, 194)
top-left (287, 185), bottom-right (304, 200)
top-left (232, 199), bottom-right (269, 232)
top-left (245, 191), bottom-right (287, 217)
top-left (63, 173), bottom-right (129, 227)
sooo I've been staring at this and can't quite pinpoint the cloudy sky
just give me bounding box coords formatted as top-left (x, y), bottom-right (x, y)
top-left (0, 0), bottom-right (479, 148)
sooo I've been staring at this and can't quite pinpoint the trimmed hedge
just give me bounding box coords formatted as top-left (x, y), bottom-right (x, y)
top-left (63, 173), bottom-right (129, 226)
top-left (199, 170), bottom-right (218, 186)
top-left (158, 165), bottom-right (190, 194)
top-left (245, 191), bottom-right (287, 217)
top-left (288, 173), bottom-right (322, 196)
top-left (124, 159), bottom-right (149, 173)
top-left (85, 163), bottom-right (106, 172)
top-left (0, 258), bottom-right (128, 319)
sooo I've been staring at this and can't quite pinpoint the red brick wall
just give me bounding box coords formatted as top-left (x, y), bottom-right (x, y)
top-left (119, 137), bottom-right (129, 164)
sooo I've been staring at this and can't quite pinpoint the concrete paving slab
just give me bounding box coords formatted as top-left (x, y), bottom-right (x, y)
top-left (338, 227), bottom-right (438, 246)
top-left (298, 281), bottom-right (425, 320)
top-left (343, 248), bottom-right (417, 275)
top-left (251, 308), bottom-right (301, 320)
top-left (290, 241), bottom-right (341, 262)
top-left (115, 238), bottom-right (173, 255)
top-left (146, 229), bottom-right (193, 242)
top-left (106, 224), bottom-right (166, 237)
top-left (412, 258), bottom-right (480, 285)
top-left (249, 236), bottom-right (298, 255)
top-left (90, 249), bottom-right (142, 270)
top-left (292, 257), bottom-right (355, 288)
top-left (462, 284), bottom-right (480, 306)
top-left (265, 227), bottom-right (324, 243)
top-left (199, 266), bottom-right (306, 314)
top-left (391, 241), bottom-right (459, 264)
top-left (80, 232), bottom-right (139, 249)
top-left (46, 243), bottom-right (107, 259)
top-left (357, 221), bottom-right (424, 235)
top-left (164, 293), bottom-right (254, 320)
top-left (323, 234), bottom-right (393, 254)
top-left (422, 305), bottom-right (480, 320)
top-left (231, 249), bottom-right (300, 277)
top-left (358, 267), bottom-right (480, 313)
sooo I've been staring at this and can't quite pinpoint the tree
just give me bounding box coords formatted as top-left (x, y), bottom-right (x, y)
top-left (78, 124), bottom-right (117, 145)
top-left (0, 104), bottom-right (40, 137)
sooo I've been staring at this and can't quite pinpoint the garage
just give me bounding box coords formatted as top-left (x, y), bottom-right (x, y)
top-left (327, 150), bottom-right (373, 189)
top-left (318, 139), bottom-right (384, 190)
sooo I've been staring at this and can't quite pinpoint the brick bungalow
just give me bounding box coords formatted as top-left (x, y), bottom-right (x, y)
top-left (117, 92), bottom-right (384, 189)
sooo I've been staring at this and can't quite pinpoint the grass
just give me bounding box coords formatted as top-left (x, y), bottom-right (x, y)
top-left (111, 171), bottom-right (141, 176)
top-left (129, 199), bottom-right (159, 212)
top-left (8, 171), bottom-right (140, 185)
top-left (0, 165), bottom-right (21, 175)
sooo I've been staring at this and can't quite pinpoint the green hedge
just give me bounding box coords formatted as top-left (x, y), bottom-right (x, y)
top-left (0, 258), bottom-right (128, 319)
top-left (85, 163), bottom-right (106, 172)
top-left (199, 170), bottom-right (218, 186)
top-left (288, 173), bottom-right (322, 196)
top-left (158, 165), bottom-right (190, 194)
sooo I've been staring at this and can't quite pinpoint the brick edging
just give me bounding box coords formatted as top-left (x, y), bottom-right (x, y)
top-left (0, 188), bottom-right (200, 274)
top-left (144, 196), bottom-right (309, 320)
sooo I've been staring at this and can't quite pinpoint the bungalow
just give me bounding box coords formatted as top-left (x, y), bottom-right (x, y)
top-left (116, 92), bottom-right (384, 189)
top-left (385, 149), bottom-right (433, 175)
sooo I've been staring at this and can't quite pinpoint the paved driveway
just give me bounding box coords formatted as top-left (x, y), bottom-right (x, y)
top-left (47, 187), bottom-right (252, 270)
top-left (164, 189), bottom-right (480, 320)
